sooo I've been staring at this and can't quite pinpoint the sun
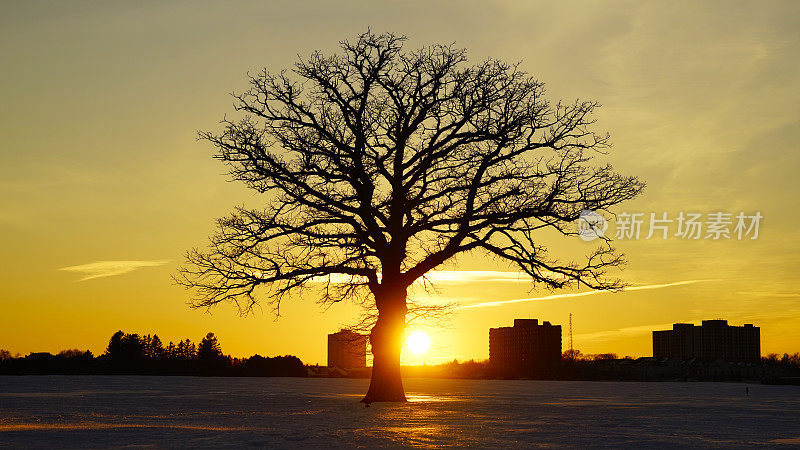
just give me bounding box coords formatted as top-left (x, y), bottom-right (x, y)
top-left (405, 330), bottom-right (431, 355)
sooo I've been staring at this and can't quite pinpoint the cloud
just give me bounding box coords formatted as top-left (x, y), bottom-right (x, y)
top-left (737, 291), bottom-right (800, 298)
top-left (59, 260), bottom-right (170, 281)
top-left (574, 321), bottom-right (679, 343)
top-left (308, 270), bottom-right (540, 285)
top-left (420, 271), bottom-right (532, 284)
top-left (458, 279), bottom-right (719, 309)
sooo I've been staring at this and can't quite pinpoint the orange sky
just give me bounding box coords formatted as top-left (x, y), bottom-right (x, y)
top-left (2, 1), bottom-right (799, 365)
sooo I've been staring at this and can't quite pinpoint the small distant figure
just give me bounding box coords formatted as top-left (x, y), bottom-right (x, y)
top-left (746, 386), bottom-right (749, 396)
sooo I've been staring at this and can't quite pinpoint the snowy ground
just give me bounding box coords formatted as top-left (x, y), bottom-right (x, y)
top-left (0, 376), bottom-right (798, 448)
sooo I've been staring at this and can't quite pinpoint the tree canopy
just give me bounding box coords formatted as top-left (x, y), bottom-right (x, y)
top-left (177, 31), bottom-right (643, 313)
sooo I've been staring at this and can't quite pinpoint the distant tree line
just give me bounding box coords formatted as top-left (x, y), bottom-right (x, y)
top-left (0, 331), bottom-right (306, 377)
top-left (762, 353), bottom-right (800, 368)
top-left (562, 350), bottom-right (628, 361)
top-left (557, 351), bottom-right (800, 383)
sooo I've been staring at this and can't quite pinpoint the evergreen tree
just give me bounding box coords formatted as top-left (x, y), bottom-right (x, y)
top-left (197, 332), bottom-right (223, 361)
top-left (149, 334), bottom-right (165, 359)
top-left (106, 330), bottom-right (125, 357)
top-left (176, 339), bottom-right (196, 360)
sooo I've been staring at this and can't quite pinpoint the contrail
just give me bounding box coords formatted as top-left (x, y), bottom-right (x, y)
top-left (59, 259), bottom-right (171, 281)
top-left (458, 279), bottom-right (719, 309)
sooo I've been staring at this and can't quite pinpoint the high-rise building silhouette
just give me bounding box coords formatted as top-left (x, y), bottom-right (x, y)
top-left (327, 329), bottom-right (368, 368)
top-left (489, 319), bottom-right (561, 376)
top-left (653, 320), bottom-right (760, 362)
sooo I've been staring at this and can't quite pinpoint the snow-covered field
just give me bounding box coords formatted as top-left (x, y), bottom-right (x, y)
top-left (0, 376), bottom-right (798, 448)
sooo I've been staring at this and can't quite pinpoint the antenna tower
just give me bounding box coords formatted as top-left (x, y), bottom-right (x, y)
top-left (569, 313), bottom-right (574, 357)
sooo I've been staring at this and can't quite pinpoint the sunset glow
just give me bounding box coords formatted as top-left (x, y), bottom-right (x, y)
top-left (1, 1), bottom-right (799, 366)
top-left (2, 2), bottom-right (800, 446)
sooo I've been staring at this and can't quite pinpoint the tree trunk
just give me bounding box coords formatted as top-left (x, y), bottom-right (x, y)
top-left (362, 289), bottom-right (407, 403)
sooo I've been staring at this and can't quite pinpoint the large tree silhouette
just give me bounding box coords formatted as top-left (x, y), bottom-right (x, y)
top-left (177, 31), bottom-right (643, 403)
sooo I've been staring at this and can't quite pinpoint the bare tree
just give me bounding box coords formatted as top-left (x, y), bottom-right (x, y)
top-left (177, 31), bottom-right (644, 403)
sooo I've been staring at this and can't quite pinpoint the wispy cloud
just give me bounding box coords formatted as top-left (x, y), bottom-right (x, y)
top-left (737, 291), bottom-right (800, 298)
top-left (459, 279), bottom-right (719, 309)
top-left (574, 321), bottom-right (680, 343)
top-left (59, 260), bottom-right (171, 281)
top-left (309, 270), bottom-right (539, 285)
top-left (421, 271), bottom-right (532, 284)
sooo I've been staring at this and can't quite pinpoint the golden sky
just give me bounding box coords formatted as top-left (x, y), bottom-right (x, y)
top-left (2, 1), bottom-right (799, 364)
